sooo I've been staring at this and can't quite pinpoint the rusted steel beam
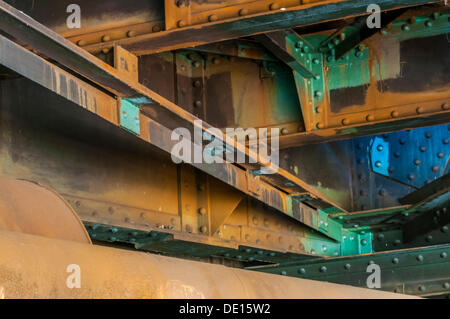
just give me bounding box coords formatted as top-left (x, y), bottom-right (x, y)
top-left (279, 110), bottom-right (450, 148)
top-left (0, 229), bottom-right (414, 298)
top-left (82, 0), bottom-right (442, 55)
top-left (255, 30), bottom-right (315, 77)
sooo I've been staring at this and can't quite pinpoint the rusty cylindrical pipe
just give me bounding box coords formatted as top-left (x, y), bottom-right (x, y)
top-left (0, 229), bottom-right (416, 299)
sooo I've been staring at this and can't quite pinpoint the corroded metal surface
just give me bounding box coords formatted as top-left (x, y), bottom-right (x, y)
top-left (0, 177), bottom-right (91, 243)
top-left (0, 229), bottom-right (415, 298)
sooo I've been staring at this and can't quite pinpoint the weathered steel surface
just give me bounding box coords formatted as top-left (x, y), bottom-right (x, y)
top-left (0, 177), bottom-right (91, 243)
top-left (0, 229), bottom-right (414, 298)
top-left (83, 0), bottom-right (442, 55)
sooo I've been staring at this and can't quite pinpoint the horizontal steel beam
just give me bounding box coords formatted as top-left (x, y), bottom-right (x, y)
top-left (251, 243), bottom-right (450, 297)
top-left (0, 229), bottom-right (410, 298)
top-left (82, 0), bottom-right (442, 55)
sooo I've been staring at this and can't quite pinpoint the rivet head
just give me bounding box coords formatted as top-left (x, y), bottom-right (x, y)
top-left (443, 282), bottom-right (450, 289)
top-left (377, 144), bottom-right (383, 151)
top-left (375, 161), bottom-right (382, 168)
top-left (392, 257), bottom-right (399, 264)
top-left (366, 114), bottom-right (374, 122)
top-left (177, 20), bottom-right (186, 28)
top-left (416, 106), bottom-right (424, 114)
top-left (442, 102), bottom-right (449, 110)
top-left (199, 225), bottom-right (208, 233)
top-left (269, 3), bottom-right (280, 10)
top-left (361, 239), bottom-right (368, 246)
top-left (198, 207), bottom-right (207, 215)
top-left (440, 252), bottom-right (447, 258)
top-left (314, 90), bottom-right (322, 98)
top-left (281, 128), bottom-right (288, 135)
top-left (298, 268), bottom-right (306, 274)
top-left (377, 233), bottom-right (385, 241)
top-left (391, 110), bottom-right (399, 118)
top-left (416, 255), bottom-right (424, 262)
top-left (401, 24), bottom-right (410, 31)
top-left (344, 263), bottom-right (351, 270)
top-left (319, 266), bottom-right (327, 273)
top-left (77, 39), bottom-right (86, 46)
top-left (127, 30), bottom-right (137, 37)
top-left (281, 271), bottom-right (287, 275)
top-left (239, 8), bottom-right (248, 16)
top-left (426, 235), bottom-right (433, 242)
top-left (101, 35), bottom-right (110, 42)
top-left (341, 118), bottom-right (349, 125)
top-left (441, 226), bottom-right (448, 233)
top-left (208, 14), bottom-right (218, 22)
top-left (418, 285), bottom-right (425, 292)
top-left (152, 25), bottom-right (161, 32)
top-left (316, 122), bottom-right (324, 129)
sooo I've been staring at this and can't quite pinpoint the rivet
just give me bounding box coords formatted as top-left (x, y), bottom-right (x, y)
top-left (101, 35), bottom-right (110, 42)
top-left (432, 165), bottom-right (439, 173)
top-left (281, 128), bottom-right (289, 135)
top-left (342, 118), bottom-right (349, 125)
top-left (316, 123), bottom-right (324, 129)
top-left (366, 114), bottom-right (374, 122)
top-left (394, 152), bottom-right (400, 158)
top-left (416, 255), bottom-right (424, 262)
top-left (420, 146), bottom-right (427, 152)
top-left (315, 106), bottom-right (323, 113)
top-left (391, 110), bottom-right (399, 118)
top-left (408, 173), bottom-right (415, 181)
top-left (200, 225), bottom-right (208, 233)
top-left (269, 3), bottom-right (280, 10)
top-left (444, 139), bottom-right (449, 145)
top-left (414, 159), bottom-right (421, 166)
top-left (377, 144), bottom-right (383, 151)
top-left (441, 252), bottom-right (447, 258)
top-left (416, 106), bottom-right (424, 114)
top-left (426, 235), bottom-right (433, 242)
top-left (239, 8), bottom-right (248, 16)
top-left (127, 30), bottom-right (137, 37)
top-left (361, 239), bottom-right (368, 246)
top-left (281, 271), bottom-right (287, 275)
top-left (298, 268), bottom-right (306, 274)
top-left (193, 80), bottom-right (202, 88)
top-left (152, 25), bottom-right (161, 32)
top-left (442, 102), bottom-right (449, 110)
top-left (375, 160), bottom-right (382, 168)
top-left (401, 24), bottom-right (410, 31)
top-left (177, 20), bottom-right (186, 28)
top-left (392, 257), bottom-right (399, 264)
top-left (312, 58), bottom-right (320, 64)
top-left (425, 20), bottom-right (433, 27)
top-left (377, 233), bottom-right (385, 241)
top-left (193, 61), bottom-right (201, 68)
top-left (198, 207), bottom-right (207, 215)
top-left (344, 263), bottom-right (351, 270)
top-left (101, 48), bottom-right (110, 54)
top-left (208, 14), bottom-right (218, 22)
top-left (319, 266), bottom-right (327, 273)
top-left (418, 285), bottom-right (425, 292)
top-left (437, 152), bottom-right (444, 158)
top-left (441, 226), bottom-right (448, 233)
top-left (394, 239), bottom-right (401, 245)
top-left (194, 100), bottom-right (202, 108)
top-left (109, 236), bottom-right (116, 242)
top-left (77, 39), bottom-right (86, 46)
top-left (444, 282), bottom-right (450, 289)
